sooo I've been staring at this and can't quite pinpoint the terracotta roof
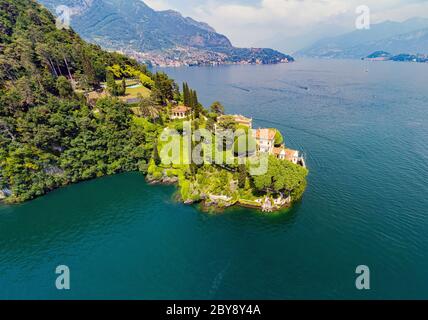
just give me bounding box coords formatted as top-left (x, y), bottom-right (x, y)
top-left (284, 148), bottom-right (299, 160)
top-left (171, 105), bottom-right (191, 113)
top-left (233, 115), bottom-right (252, 123)
top-left (273, 147), bottom-right (286, 156)
top-left (254, 128), bottom-right (276, 140)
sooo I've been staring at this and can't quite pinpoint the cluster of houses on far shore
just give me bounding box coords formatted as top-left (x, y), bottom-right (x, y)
top-left (170, 106), bottom-right (306, 167)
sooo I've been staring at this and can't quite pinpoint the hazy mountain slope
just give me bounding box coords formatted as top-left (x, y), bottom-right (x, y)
top-left (298, 18), bottom-right (428, 58)
top-left (375, 28), bottom-right (428, 54)
top-left (38, 0), bottom-right (293, 65)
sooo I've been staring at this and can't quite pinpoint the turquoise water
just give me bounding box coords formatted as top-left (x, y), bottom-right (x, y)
top-left (1, 59), bottom-right (428, 299)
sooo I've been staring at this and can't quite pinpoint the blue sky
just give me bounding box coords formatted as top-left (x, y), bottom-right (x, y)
top-left (144, 0), bottom-right (428, 52)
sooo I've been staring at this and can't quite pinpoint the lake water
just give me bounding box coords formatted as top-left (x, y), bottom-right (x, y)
top-left (1, 59), bottom-right (428, 299)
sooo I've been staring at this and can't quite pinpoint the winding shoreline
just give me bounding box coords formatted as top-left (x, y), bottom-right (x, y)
top-left (146, 174), bottom-right (294, 213)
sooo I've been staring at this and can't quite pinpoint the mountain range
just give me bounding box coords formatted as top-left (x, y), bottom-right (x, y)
top-left (297, 18), bottom-right (428, 59)
top-left (38, 0), bottom-right (293, 66)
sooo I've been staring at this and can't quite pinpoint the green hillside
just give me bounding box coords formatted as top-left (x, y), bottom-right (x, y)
top-left (0, 0), bottom-right (307, 210)
top-left (0, 0), bottom-right (170, 202)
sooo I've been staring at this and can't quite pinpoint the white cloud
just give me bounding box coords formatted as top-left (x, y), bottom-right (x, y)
top-left (372, 1), bottom-right (428, 22)
top-left (190, 0), bottom-right (364, 49)
top-left (143, 0), bottom-right (175, 11)
top-left (143, 0), bottom-right (428, 51)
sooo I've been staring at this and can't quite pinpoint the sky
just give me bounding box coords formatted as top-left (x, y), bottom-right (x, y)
top-left (143, 0), bottom-right (428, 52)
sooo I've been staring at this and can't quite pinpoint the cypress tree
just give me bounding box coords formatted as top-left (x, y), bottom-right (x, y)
top-left (193, 90), bottom-right (199, 107)
top-left (182, 82), bottom-right (186, 105)
top-left (81, 46), bottom-right (98, 87)
top-left (193, 90), bottom-right (201, 119)
top-left (183, 82), bottom-right (190, 107)
top-left (106, 70), bottom-right (118, 96)
top-left (56, 76), bottom-right (73, 98)
top-left (120, 78), bottom-right (126, 96)
top-left (189, 89), bottom-right (194, 109)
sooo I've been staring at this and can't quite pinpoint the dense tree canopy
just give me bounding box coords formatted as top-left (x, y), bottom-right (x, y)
top-left (0, 0), bottom-right (161, 202)
top-left (217, 115), bottom-right (237, 130)
top-left (274, 129), bottom-right (284, 147)
top-left (152, 72), bottom-right (175, 105)
top-left (210, 101), bottom-right (225, 115)
top-left (252, 155), bottom-right (308, 199)
top-left (0, 0), bottom-right (308, 208)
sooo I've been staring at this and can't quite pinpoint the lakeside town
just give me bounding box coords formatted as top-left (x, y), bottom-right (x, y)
top-left (116, 47), bottom-right (293, 67)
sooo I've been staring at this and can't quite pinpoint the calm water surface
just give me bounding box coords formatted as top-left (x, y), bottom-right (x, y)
top-left (1, 59), bottom-right (428, 299)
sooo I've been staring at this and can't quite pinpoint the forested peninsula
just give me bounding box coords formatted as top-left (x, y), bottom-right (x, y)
top-left (0, 0), bottom-right (308, 212)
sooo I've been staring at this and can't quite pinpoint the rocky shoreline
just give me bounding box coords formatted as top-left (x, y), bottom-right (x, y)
top-left (0, 188), bottom-right (12, 202)
top-left (146, 175), bottom-right (179, 185)
top-left (146, 174), bottom-right (292, 213)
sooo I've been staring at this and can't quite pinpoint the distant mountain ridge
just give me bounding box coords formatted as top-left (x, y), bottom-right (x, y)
top-left (39, 0), bottom-right (293, 66)
top-left (298, 18), bottom-right (428, 59)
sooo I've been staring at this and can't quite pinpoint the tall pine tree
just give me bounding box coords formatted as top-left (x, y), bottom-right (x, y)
top-left (189, 89), bottom-right (194, 109)
top-left (106, 70), bottom-right (118, 96)
top-left (192, 90), bottom-right (201, 119)
top-left (80, 46), bottom-right (98, 87)
top-left (193, 90), bottom-right (199, 107)
top-left (119, 78), bottom-right (126, 96)
top-left (183, 82), bottom-right (190, 107)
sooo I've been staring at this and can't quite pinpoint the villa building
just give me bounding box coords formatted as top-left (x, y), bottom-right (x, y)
top-left (230, 115), bottom-right (252, 128)
top-left (253, 128), bottom-right (276, 154)
top-left (273, 146), bottom-right (300, 164)
top-left (254, 130), bottom-right (305, 167)
top-left (273, 146), bottom-right (287, 160)
top-left (284, 148), bottom-right (300, 164)
top-left (171, 106), bottom-right (191, 119)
